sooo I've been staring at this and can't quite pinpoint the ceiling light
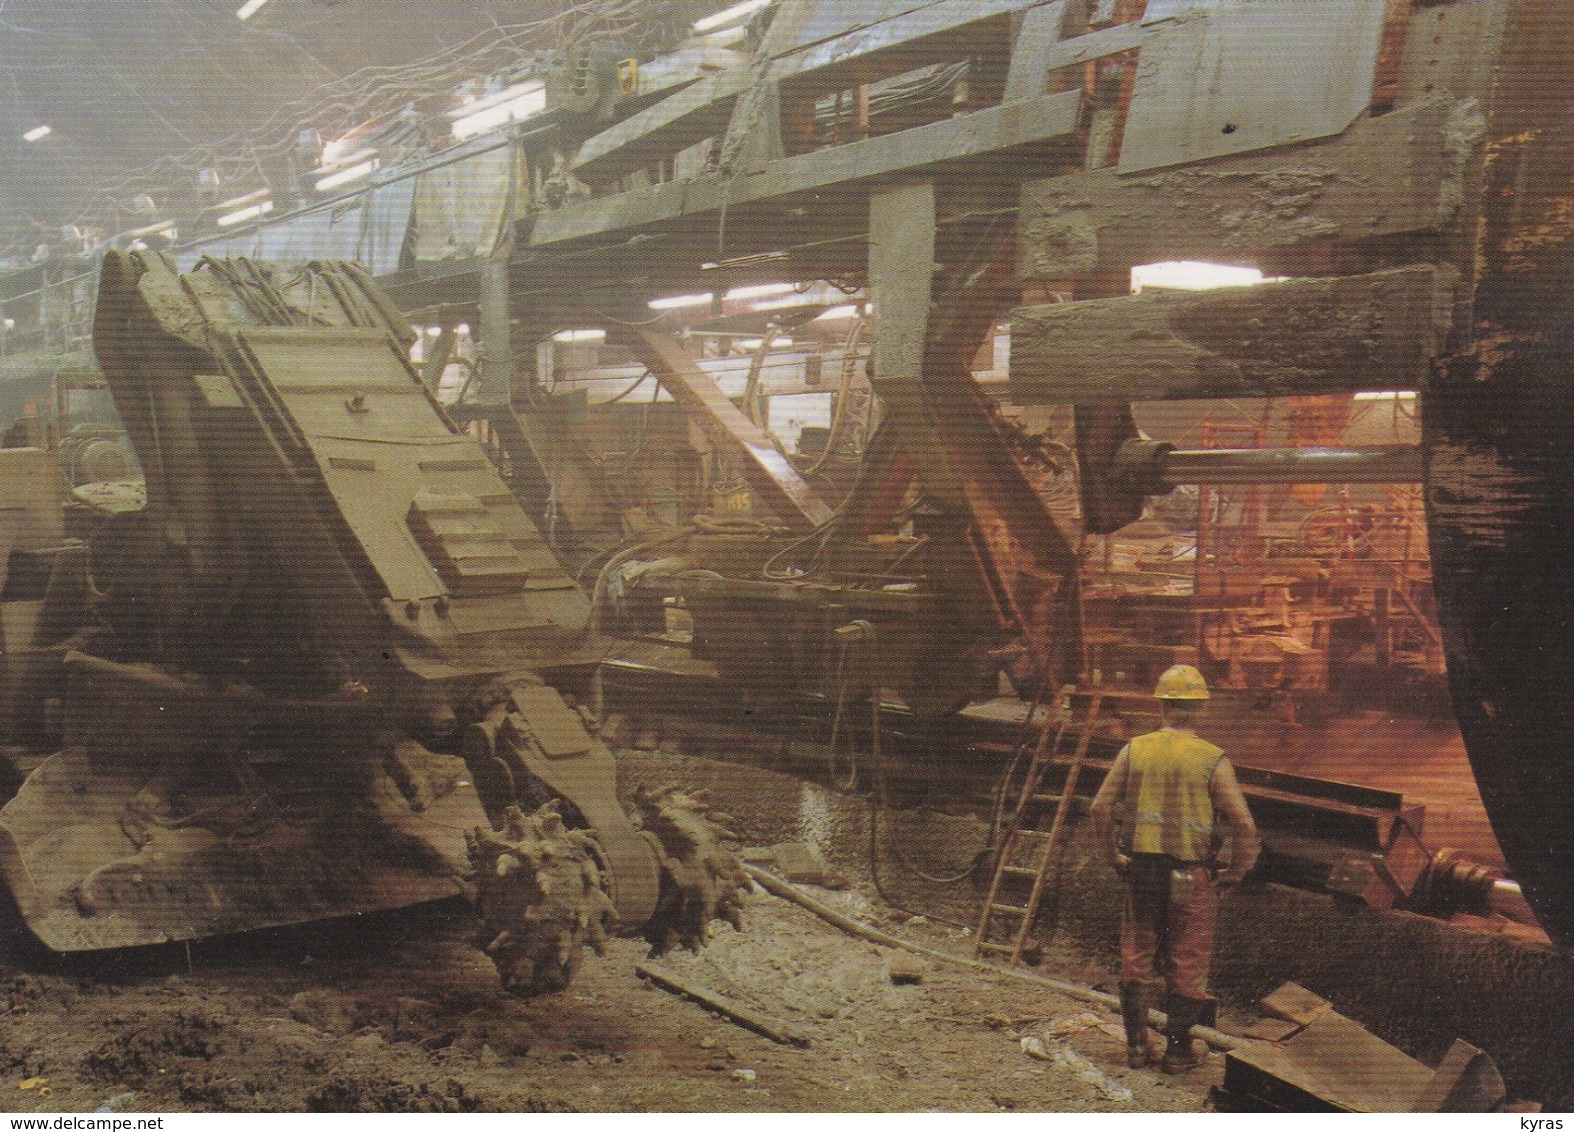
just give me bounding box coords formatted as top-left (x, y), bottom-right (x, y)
top-left (693, 0), bottom-right (771, 33)
top-left (450, 81), bottom-right (547, 141)
top-left (740, 336), bottom-right (791, 349)
top-left (750, 296), bottom-right (815, 312)
top-left (700, 25), bottom-right (750, 47)
top-left (1130, 261), bottom-right (1266, 293)
top-left (216, 199), bottom-right (273, 228)
top-left (553, 328), bottom-right (606, 343)
top-left (1354, 391), bottom-right (1418, 401)
top-left (236, 0), bottom-right (270, 19)
top-left (22, 125), bottom-right (51, 142)
top-left (648, 292), bottom-right (713, 311)
top-left (724, 283), bottom-right (795, 301)
top-left (120, 219), bottom-right (178, 242)
top-left (812, 304), bottom-right (862, 321)
top-left (313, 155), bottom-right (378, 193)
top-left (214, 188), bottom-right (269, 210)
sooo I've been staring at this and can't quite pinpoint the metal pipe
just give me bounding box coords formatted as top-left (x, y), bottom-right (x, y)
top-left (1488, 878), bottom-right (1540, 927)
top-left (1160, 444), bottom-right (1422, 485)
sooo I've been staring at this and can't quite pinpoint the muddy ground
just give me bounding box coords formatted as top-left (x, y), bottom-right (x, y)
top-left (0, 760), bottom-right (1221, 1114)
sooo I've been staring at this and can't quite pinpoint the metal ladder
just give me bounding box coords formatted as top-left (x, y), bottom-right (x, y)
top-left (973, 687), bottom-right (1108, 965)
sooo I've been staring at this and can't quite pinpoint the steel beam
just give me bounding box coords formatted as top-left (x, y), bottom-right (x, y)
top-left (1161, 444), bottom-right (1422, 486)
top-left (618, 327), bottom-right (834, 530)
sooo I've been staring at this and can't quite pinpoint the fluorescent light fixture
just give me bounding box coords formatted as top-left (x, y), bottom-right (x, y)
top-left (313, 155), bottom-right (378, 192)
top-left (700, 25), bottom-right (750, 46)
top-left (216, 199), bottom-right (273, 227)
top-left (1130, 260), bottom-right (1266, 293)
top-left (319, 135), bottom-right (356, 167)
top-left (740, 337), bottom-right (791, 350)
top-left (648, 292), bottom-right (713, 311)
top-left (750, 296), bottom-right (815, 312)
top-left (693, 0), bottom-right (770, 33)
top-left (724, 283), bottom-right (795, 301)
top-left (1354, 391), bottom-right (1418, 401)
top-left (22, 125), bottom-right (51, 142)
top-left (450, 81), bottom-right (547, 141)
top-left (236, 0), bottom-right (269, 19)
top-left (122, 219), bottom-right (176, 239)
top-left (214, 188), bottom-right (269, 210)
top-left (553, 328), bottom-right (606, 343)
top-left (812, 304), bottom-right (862, 321)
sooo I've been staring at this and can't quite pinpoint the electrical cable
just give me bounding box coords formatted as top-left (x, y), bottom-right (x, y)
top-left (801, 314), bottom-right (867, 478)
top-left (739, 326), bottom-right (776, 428)
top-left (818, 625), bottom-right (994, 919)
top-left (28, 2), bottom-right (662, 234)
top-left (870, 711), bottom-right (979, 889)
top-left (586, 523), bottom-right (698, 640)
top-left (825, 638), bottom-right (859, 791)
top-left (864, 779), bottom-right (974, 930)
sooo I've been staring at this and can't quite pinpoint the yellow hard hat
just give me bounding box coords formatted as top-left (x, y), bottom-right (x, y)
top-left (1154, 664), bottom-right (1210, 700)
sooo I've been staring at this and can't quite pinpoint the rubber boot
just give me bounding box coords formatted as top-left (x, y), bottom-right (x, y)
top-left (1161, 995), bottom-right (1208, 1074)
top-left (1119, 982), bottom-right (1156, 1068)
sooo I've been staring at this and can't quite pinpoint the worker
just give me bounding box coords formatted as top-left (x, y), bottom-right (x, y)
top-left (1088, 664), bottom-right (1260, 1074)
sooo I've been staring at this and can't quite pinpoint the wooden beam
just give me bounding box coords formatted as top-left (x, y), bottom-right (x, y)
top-left (870, 182), bottom-right (934, 383)
top-left (1003, 1), bottom-right (1075, 101)
top-left (572, 68), bottom-right (750, 182)
top-left (636, 961), bottom-right (813, 1047)
top-left (577, 0), bottom-right (1059, 186)
top-left (1009, 265), bottom-right (1450, 403)
top-left (868, 181), bottom-right (965, 510)
top-left (1018, 96), bottom-right (1469, 277)
top-left (618, 326), bottom-right (834, 530)
top-left (532, 89), bottom-right (1082, 248)
top-left (771, 0), bottom-right (1037, 87)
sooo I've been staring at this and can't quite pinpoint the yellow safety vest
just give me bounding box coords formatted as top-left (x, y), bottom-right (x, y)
top-left (1120, 728), bottom-right (1225, 862)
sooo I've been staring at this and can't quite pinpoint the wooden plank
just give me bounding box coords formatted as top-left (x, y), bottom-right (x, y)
top-left (1022, 15), bottom-right (1146, 93)
top-left (618, 327), bottom-right (834, 530)
top-left (1018, 96), bottom-right (1468, 278)
top-left (636, 961), bottom-right (813, 1047)
top-left (1221, 1011), bottom-right (1434, 1113)
top-left (1261, 982), bottom-right (1333, 1028)
top-left (1243, 1017), bottom-right (1303, 1042)
top-left (1001, 0), bottom-right (1076, 100)
top-left (572, 69), bottom-right (750, 181)
top-left (1410, 1040), bottom-right (1506, 1113)
top-left (573, 0), bottom-right (1059, 186)
top-left (1009, 265), bottom-right (1449, 404)
top-left (532, 89), bottom-right (1083, 248)
top-left (771, 0), bottom-right (1037, 86)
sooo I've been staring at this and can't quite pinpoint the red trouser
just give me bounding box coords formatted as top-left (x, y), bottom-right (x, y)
top-left (1120, 854), bottom-right (1219, 998)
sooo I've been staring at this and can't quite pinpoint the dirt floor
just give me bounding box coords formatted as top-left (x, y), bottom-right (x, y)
top-left (0, 864), bottom-right (1220, 1114)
